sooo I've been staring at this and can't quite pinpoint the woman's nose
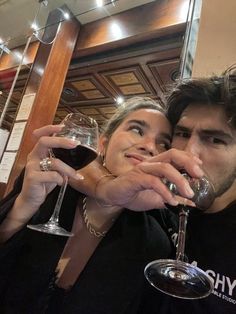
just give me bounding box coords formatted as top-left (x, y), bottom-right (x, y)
top-left (137, 138), bottom-right (157, 156)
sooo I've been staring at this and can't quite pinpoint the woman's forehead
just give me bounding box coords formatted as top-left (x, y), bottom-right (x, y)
top-left (124, 108), bottom-right (166, 121)
top-left (121, 108), bottom-right (171, 133)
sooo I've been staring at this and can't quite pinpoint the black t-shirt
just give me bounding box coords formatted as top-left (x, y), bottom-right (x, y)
top-left (157, 204), bottom-right (236, 314)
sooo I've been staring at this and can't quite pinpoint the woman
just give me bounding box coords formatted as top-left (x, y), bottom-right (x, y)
top-left (0, 97), bottom-right (203, 313)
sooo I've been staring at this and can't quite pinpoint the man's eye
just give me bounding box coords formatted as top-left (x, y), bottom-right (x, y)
top-left (174, 131), bottom-right (190, 138)
top-left (206, 136), bottom-right (226, 145)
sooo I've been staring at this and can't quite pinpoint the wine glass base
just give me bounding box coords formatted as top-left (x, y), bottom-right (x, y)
top-left (27, 222), bottom-right (74, 237)
top-left (144, 259), bottom-right (214, 299)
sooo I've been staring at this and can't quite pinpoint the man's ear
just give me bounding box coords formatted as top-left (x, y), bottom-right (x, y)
top-left (98, 135), bottom-right (108, 155)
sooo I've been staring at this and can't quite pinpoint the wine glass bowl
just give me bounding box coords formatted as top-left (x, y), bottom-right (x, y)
top-left (27, 113), bottom-right (98, 237)
top-left (190, 176), bottom-right (215, 210)
top-left (51, 113), bottom-right (98, 170)
top-left (145, 173), bottom-right (215, 299)
top-left (166, 173), bottom-right (215, 210)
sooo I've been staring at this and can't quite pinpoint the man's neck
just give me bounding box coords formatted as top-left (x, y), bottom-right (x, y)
top-left (205, 183), bottom-right (236, 213)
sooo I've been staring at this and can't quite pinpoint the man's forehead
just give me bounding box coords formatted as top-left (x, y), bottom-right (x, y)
top-left (176, 103), bottom-right (236, 136)
top-left (178, 103), bottom-right (225, 125)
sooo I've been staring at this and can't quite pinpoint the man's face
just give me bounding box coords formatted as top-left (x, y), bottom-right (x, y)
top-left (171, 103), bottom-right (236, 211)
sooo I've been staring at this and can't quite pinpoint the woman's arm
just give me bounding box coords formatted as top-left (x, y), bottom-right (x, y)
top-left (70, 148), bottom-right (204, 211)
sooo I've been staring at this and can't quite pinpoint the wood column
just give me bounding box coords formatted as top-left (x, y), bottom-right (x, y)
top-left (1, 8), bottom-right (80, 197)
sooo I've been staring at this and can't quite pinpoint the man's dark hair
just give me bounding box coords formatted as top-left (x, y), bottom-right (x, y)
top-left (166, 66), bottom-right (236, 128)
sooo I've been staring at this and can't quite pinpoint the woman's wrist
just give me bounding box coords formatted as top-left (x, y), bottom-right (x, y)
top-left (0, 195), bottom-right (39, 243)
top-left (94, 174), bottom-right (117, 207)
top-left (8, 194), bottom-right (39, 222)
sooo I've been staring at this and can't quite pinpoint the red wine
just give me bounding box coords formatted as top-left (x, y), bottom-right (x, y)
top-left (52, 145), bottom-right (97, 170)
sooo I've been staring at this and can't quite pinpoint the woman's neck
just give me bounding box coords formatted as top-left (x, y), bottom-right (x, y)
top-left (84, 196), bottom-right (123, 233)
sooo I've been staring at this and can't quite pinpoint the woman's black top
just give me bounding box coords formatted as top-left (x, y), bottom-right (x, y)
top-left (0, 171), bottom-right (172, 314)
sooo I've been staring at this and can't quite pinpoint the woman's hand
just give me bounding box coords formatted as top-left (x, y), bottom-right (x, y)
top-left (0, 124), bottom-right (84, 242)
top-left (8, 125), bottom-right (83, 222)
top-left (80, 148), bottom-right (203, 211)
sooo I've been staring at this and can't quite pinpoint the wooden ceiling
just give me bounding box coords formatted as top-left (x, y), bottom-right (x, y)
top-left (0, 34), bottom-right (182, 133)
top-left (0, 0), bottom-right (187, 134)
top-left (56, 35), bottom-right (182, 132)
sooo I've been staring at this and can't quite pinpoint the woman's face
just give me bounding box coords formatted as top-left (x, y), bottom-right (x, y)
top-left (100, 108), bottom-right (171, 176)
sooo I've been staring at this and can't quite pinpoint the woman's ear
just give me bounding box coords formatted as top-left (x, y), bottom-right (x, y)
top-left (98, 135), bottom-right (108, 156)
top-left (98, 135), bottom-right (109, 167)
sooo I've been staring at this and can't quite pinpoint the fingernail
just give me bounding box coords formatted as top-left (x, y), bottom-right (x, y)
top-left (185, 184), bottom-right (194, 198)
top-left (68, 139), bottom-right (81, 147)
top-left (170, 198), bottom-right (179, 206)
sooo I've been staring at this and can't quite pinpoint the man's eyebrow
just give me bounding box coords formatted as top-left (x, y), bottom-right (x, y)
top-left (175, 125), bottom-right (234, 141)
top-left (174, 125), bottom-right (190, 132)
top-left (200, 129), bottom-right (234, 141)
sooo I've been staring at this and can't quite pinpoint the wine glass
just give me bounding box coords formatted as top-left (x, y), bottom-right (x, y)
top-left (27, 113), bottom-right (98, 237)
top-left (144, 173), bottom-right (215, 299)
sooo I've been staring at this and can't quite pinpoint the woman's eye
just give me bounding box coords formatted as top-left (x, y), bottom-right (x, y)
top-left (129, 126), bottom-right (143, 136)
top-left (159, 142), bottom-right (170, 150)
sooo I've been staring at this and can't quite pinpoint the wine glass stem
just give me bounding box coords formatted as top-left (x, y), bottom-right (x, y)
top-left (176, 207), bottom-right (189, 262)
top-left (48, 176), bottom-right (68, 225)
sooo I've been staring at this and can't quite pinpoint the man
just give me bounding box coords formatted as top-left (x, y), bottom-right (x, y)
top-left (157, 73), bottom-right (236, 313)
top-left (74, 71), bottom-right (236, 313)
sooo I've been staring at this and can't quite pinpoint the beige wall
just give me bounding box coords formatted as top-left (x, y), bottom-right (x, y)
top-left (192, 0), bottom-right (236, 76)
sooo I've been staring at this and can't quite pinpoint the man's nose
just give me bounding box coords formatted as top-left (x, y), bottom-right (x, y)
top-left (183, 136), bottom-right (201, 157)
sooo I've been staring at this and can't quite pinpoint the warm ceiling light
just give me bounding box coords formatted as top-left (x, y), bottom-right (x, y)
top-left (63, 12), bottom-right (70, 20)
top-left (111, 22), bottom-right (123, 39)
top-left (180, 1), bottom-right (190, 21)
top-left (116, 96), bottom-right (124, 105)
top-left (96, 0), bottom-right (103, 7)
top-left (31, 22), bottom-right (38, 31)
top-left (57, 8), bottom-right (71, 20)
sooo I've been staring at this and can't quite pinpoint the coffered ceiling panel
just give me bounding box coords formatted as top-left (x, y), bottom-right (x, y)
top-left (61, 75), bottom-right (114, 106)
top-left (100, 66), bottom-right (155, 97)
top-left (148, 59), bottom-right (180, 92)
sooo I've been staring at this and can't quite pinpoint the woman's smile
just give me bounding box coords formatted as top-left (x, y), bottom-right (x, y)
top-left (124, 152), bottom-right (147, 165)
